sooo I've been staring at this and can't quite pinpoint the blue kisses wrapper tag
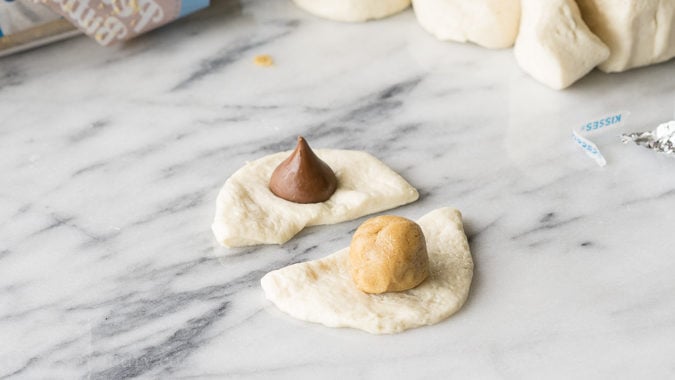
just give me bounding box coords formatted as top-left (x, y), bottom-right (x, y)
top-left (572, 111), bottom-right (630, 167)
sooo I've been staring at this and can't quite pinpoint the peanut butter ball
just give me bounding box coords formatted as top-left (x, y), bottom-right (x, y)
top-left (349, 215), bottom-right (429, 294)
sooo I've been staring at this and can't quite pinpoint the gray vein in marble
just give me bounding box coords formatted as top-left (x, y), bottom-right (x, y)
top-left (620, 187), bottom-right (675, 207)
top-left (511, 213), bottom-right (585, 240)
top-left (0, 65), bottom-right (23, 89)
top-left (2, 357), bottom-right (39, 379)
top-left (465, 217), bottom-right (502, 244)
top-left (172, 19), bottom-right (301, 91)
top-left (22, 212), bottom-right (118, 249)
top-left (2, 336), bottom-right (85, 379)
top-left (91, 302), bottom-right (230, 380)
top-left (68, 120), bottom-right (110, 144)
top-left (0, 248), bottom-right (11, 260)
top-left (254, 76), bottom-right (424, 153)
top-left (336, 77), bottom-right (422, 124)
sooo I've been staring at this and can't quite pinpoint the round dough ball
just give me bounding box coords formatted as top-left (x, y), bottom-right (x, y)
top-left (349, 215), bottom-right (429, 294)
top-left (292, 0), bottom-right (411, 23)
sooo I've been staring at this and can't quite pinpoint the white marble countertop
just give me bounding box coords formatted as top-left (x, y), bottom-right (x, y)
top-left (2, 0), bottom-right (675, 378)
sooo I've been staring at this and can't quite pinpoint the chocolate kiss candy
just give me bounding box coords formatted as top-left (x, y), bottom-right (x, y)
top-left (269, 136), bottom-right (338, 203)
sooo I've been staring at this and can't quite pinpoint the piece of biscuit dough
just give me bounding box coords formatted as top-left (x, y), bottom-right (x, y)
top-left (212, 149), bottom-right (418, 248)
top-left (261, 207), bottom-right (473, 334)
top-left (576, 0), bottom-right (675, 73)
top-left (292, 0), bottom-right (411, 22)
top-left (412, 0), bottom-right (521, 48)
top-left (514, 0), bottom-right (610, 89)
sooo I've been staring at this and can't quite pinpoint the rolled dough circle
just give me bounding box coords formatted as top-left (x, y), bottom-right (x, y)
top-left (211, 149), bottom-right (418, 248)
top-left (261, 207), bottom-right (474, 334)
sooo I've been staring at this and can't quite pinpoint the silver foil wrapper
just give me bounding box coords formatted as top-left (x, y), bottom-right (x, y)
top-left (621, 121), bottom-right (675, 156)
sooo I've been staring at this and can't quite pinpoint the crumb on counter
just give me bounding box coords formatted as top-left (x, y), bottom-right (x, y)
top-left (253, 54), bottom-right (274, 67)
